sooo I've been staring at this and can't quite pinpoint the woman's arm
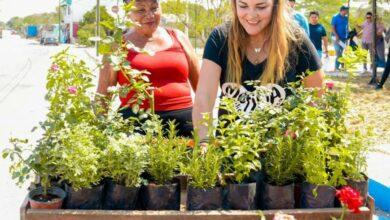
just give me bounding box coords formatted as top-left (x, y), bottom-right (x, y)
top-left (192, 59), bottom-right (221, 140)
top-left (303, 69), bottom-right (325, 96)
top-left (95, 58), bottom-right (118, 110)
top-left (174, 29), bottom-right (200, 91)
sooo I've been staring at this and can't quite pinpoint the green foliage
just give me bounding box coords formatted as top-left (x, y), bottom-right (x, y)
top-left (53, 123), bottom-right (103, 190)
top-left (181, 131), bottom-right (223, 189)
top-left (77, 23), bottom-right (107, 47)
top-left (102, 134), bottom-right (148, 187)
top-left (78, 6), bottom-right (114, 47)
top-left (144, 117), bottom-right (187, 185)
top-left (217, 97), bottom-right (263, 183)
top-left (161, 0), bottom-right (230, 47)
top-left (2, 138), bottom-right (56, 194)
top-left (6, 17), bottom-right (25, 32)
top-left (23, 12), bottom-right (59, 25)
top-left (44, 48), bottom-right (96, 133)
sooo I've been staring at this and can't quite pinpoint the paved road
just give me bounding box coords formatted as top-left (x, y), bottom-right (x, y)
top-left (0, 31), bottom-right (98, 220)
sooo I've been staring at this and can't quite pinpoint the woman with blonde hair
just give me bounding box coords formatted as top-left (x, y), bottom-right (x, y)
top-left (193, 0), bottom-right (324, 140)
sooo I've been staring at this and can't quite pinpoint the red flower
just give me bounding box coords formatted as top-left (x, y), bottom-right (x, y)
top-left (50, 63), bottom-right (59, 72)
top-left (336, 186), bottom-right (363, 214)
top-left (326, 82), bottom-right (334, 90)
top-left (284, 129), bottom-right (297, 139)
top-left (67, 86), bottom-right (77, 94)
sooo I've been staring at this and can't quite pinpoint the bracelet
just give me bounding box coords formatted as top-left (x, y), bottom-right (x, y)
top-left (199, 137), bottom-right (210, 144)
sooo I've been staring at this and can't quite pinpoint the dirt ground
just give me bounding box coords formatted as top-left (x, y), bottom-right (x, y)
top-left (330, 74), bottom-right (390, 152)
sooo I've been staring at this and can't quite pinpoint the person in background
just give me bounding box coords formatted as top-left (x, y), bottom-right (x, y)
top-left (375, 18), bottom-right (386, 69)
top-left (360, 12), bottom-right (374, 72)
top-left (308, 11), bottom-right (328, 59)
top-left (376, 28), bottom-right (390, 90)
top-left (287, 0), bottom-right (310, 36)
top-left (348, 28), bottom-right (358, 51)
top-left (331, 5), bottom-right (349, 71)
top-left (96, 0), bottom-right (200, 137)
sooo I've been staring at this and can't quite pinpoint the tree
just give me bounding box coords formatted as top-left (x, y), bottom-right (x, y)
top-left (6, 17), bottom-right (25, 32)
top-left (298, 0), bottom-right (344, 36)
top-left (161, 0), bottom-right (230, 48)
top-left (78, 6), bottom-right (114, 47)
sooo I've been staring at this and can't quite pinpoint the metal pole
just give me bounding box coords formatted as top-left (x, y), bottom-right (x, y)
top-left (58, 0), bottom-right (61, 43)
top-left (347, 0), bottom-right (351, 31)
top-left (96, 0), bottom-right (100, 56)
top-left (69, 4), bottom-right (74, 44)
top-left (372, 0), bottom-right (377, 82)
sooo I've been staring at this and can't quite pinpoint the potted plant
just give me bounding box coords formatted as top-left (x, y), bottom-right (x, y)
top-left (138, 118), bottom-right (186, 210)
top-left (252, 94), bottom-right (314, 210)
top-left (181, 131), bottom-right (224, 210)
top-left (2, 137), bottom-right (66, 209)
top-left (300, 116), bottom-right (336, 209)
top-left (101, 133), bottom-right (148, 210)
top-left (52, 123), bottom-right (104, 210)
top-left (217, 98), bottom-right (263, 210)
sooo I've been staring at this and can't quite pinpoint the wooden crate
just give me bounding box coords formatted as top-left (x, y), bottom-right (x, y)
top-left (20, 194), bottom-right (375, 220)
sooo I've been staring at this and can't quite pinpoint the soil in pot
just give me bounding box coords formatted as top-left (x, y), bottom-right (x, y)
top-left (187, 186), bottom-right (222, 210)
top-left (64, 183), bottom-right (104, 209)
top-left (139, 183), bottom-right (180, 210)
top-left (300, 182), bottom-right (336, 208)
top-left (103, 180), bottom-right (140, 210)
top-left (260, 181), bottom-right (295, 210)
top-left (225, 182), bottom-right (257, 210)
top-left (28, 186), bottom-right (67, 209)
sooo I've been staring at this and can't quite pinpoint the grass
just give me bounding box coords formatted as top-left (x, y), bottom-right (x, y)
top-left (329, 74), bottom-right (390, 152)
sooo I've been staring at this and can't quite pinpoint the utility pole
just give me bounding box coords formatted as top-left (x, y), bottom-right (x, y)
top-left (58, 0), bottom-right (61, 43)
top-left (371, 0), bottom-right (377, 83)
top-left (96, 0), bottom-right (100, 56)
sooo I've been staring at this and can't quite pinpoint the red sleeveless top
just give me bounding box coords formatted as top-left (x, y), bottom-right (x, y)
top-left (117, 29), bottom-right (192, 112)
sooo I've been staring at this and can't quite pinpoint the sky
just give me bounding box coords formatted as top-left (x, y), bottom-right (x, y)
top-left (1, 0), bottom-right (388, 23)
top-left (0, 0), bottom-right (118, 22)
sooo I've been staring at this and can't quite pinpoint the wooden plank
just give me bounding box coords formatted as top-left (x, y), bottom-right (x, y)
top-left (25, 207), bottom-right (371, 220)
top-left (20, 195), bottom-right (29, 220)
top-left (22, 195), bottom-right (375, 220)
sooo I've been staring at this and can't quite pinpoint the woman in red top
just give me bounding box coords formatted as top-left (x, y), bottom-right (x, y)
top-left (97, 0), bottom-right (200, 137)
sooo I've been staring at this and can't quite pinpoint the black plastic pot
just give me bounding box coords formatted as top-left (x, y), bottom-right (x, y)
top-left (64, 183), bottom-right (104, 209)
top-left (225, 183), bottom-right (257, 210)
top-left (346, 175), bottom-right (368, 205)
top-left (187, 186), bottom-right (222, 210)
top-left (28, 186), bottom-right (66, 209)
top-left (300, 182), bottom-right (336, 208)
top-left (294, 182), bottom-right (302, 208)
top-left (139, 183), bottom-right (180, 210)
top-left (103, 180), bottom-right (140, 210)
top-left (261, 182), bottom-right (295, 209)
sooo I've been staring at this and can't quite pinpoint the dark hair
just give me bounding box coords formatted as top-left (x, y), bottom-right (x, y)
top-left (366, 12), bottom-right (373, 16)
top-left (309, 11), bottom-right (319, 17)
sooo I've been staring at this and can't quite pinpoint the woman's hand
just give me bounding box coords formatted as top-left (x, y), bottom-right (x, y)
top-left (192, 59), bottom-right (221, 140)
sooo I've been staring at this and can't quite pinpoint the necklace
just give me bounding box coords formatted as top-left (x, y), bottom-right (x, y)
top-left (254, 48), bottom-right (261, 53)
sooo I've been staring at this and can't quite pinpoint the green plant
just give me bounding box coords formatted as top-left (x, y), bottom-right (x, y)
top-left (217, 97), bottom-right (263, 184)
top-left (52, 123), bottom-right (103, 190)
top-left (43, 48), bottom-right (96, 135)
top-left (2, 137), bottom-right (57, 195)
top-left (102, 134), bottom-right (148, 187)
top-left (181, 130), bottom-right (223, 189)
top-left (144, 116), bottom-right (187, 185)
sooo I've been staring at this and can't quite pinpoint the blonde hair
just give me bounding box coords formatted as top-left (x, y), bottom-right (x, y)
top-left (227, 0), bottom-right (302, 85)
